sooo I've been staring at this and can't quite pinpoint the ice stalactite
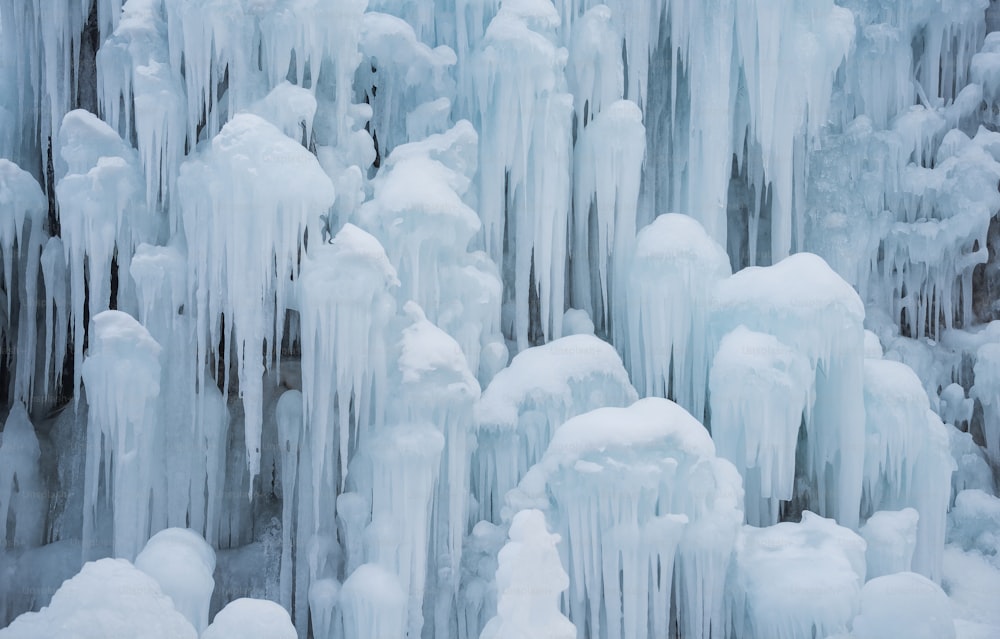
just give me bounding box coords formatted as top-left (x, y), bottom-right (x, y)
top-left (358, 120), bottom-right (503, 380)
top-left (479, 509), bottom-right (576, 639)
top-left (39, 237), bottom-right (68, 404)
top-left (355, 423), bottom-right (443, 639)
top-left (861, 508), bottom-right (919, 580)
top-left (709, 326), bottom-right (812, 527)
top-left (359, 12), bottom-right (457, 162)
top-left (274, 389), bottom-right (301, 615)
top-left (731, 1), bottom-right (854, 261)
top-left (97, 0), bottom-right (186, 213)
top-left (712, 252), bottom-right (866, 529)
top-left (475, 0), bottom-right (573, 349)
top-left (0, 0), bottom-right (93, 167)
top-left (566, 5), bottom-right (623, 128)
top-left (81, 310), bottom-right (161, 562)
top-left (506, 398), bottom-right (743, 639)
top-left (340, 563), bottom-right (407, 639)
top-left (861, 359), bottom-right (955, 582)
top-left (179, 113), bottom-right (334, 484)
top-left (393, 302), bottom-right (480, 636)
top-left (290, 223), bottom-right (396, 631)
top-left (0, 404), bottom-right (44, 550)
top-left (134, 528), bottom-right (216, 634)
top-left (730, 512), bottom-right (866, 639)
top-left (56, 109), bottom-right (154, 401)
top-left (973, 342), bottom-right (1000, 464)
top-left (0, 160), bottom-right (46, 405)
top-left (624, 214), bottom-right (731, 421)
top-left (130, 243), bottom-right (230, 545)
top-left (473, 333), bottom-right (637, 524)
top-left (572, 99), bottom-right (644, 339)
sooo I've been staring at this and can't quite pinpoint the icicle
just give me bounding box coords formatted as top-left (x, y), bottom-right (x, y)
top-left (505, 398), bottom-right (743, 639)
top-left (56, 109), bottom-right (153, 403)
top-left (625, 214), bottom-right (731, 421)
top-left (712, 252), bottom-right (866, 529)
top-left (0, 403), bottom-right (44, 550)
top-left (861, 359), bottom-right (955, 582)
top-left (81, 310), bottom-right (161, 561)
top-left (474, 333), bottom-right (637, 524)
top-left (97, 0), bottom-right (187, 213)
top-left (475, 0), bottom-right (573, 348)
top-left (0, 160), bottom-right (46, 406)
top-left (359, 12), bottom-right (457, 160)
top-left (572, 99), bottom-right (644, 339)
top-left (178, 113), bottom-right (334, 485)
top-left (972, 342), bottom-right (1000, 464)
top-left (340, 564), bottom-right (407, 639)
top-left (709, 326), bottom-right (812, 527)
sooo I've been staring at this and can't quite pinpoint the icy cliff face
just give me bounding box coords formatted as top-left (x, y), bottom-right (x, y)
top-left (1, 0), bottom-right (999, 638)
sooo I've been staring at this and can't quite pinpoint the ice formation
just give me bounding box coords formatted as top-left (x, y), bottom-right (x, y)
top-left (862, 358), bottom-right (955, 580)
top-left (852, 572), bottom-right (956, 639)
top-left (473, 333), bottom-right (637, 523)
top-left (710, 326), bottom-right (812, 526)
top-left (506, 398), bottom-right (743, 639)
top-left (625, 213), bottom-right (731, 419)
top-left (80, 310), bottom-right (161, 562)
top-left (2, 0), bottom-right (1000, 637)
top-left (712, 252), bottom-right (866, 529)
top-left (133, 528), bottom-right (216, 634)
top-left (731, 512), bottom-right (866, 639)
top-left (479, 509), bottom-right (575, 639)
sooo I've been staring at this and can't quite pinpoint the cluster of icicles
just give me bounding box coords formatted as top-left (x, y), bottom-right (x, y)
top-left (0, 1), bottom-right (998, 639)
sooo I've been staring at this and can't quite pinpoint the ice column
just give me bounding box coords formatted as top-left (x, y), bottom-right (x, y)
top-left (56, 109), bottom-right (153, 400)
top-left (506, 398), bottom-right (743, 639)
top-left (134, 528), bottom-right (216, 634)
top-left (394, 301), bottom-right (481, 632)
top-left (0, 403), bottom-right (44, 550)
top-left (81, 310), bottom-right (161, 561)
top-left (340, 564), bottom-right (407, 639)
top-left (479, 509), bottom-right (576, 639)
top-left (972, 342), bottom-right (1000, 464)
top-left (0, 160), bottom-right (45, 405)
top-left (475, 0), bottom-right (573, 348)
top-left (97, 0), bottom-right (186, 212)
top-left (179, 113), bottom-right (335, 483)
top-left (355, 422), bottom-right (443, 639)
top-left (862, 359), bottom-right (955, 581)
top-left (474, 333), bottom-right (637, 523)
top-left (712, 252), bottom-right (866, 529)
top-left (625, 214), bottom-right (731, 421)
top-left (572, 100), bottom-right (644, 339)
top-left (710, 326), bottom-right (812, 526)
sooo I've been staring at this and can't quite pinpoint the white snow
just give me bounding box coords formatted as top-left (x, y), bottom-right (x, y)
top-left (202, 598), bottom-right (296, 639)
top-left (853, 572), bottom-right (955, 639)
top-left (0, 558), bottom-right (197, 639)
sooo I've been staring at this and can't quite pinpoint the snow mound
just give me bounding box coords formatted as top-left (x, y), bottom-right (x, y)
top-left (853, 572), bottom-right (955, 639)
top-left (0, 558), bottom-right (196, 639)
top-left (202, 598), bottom-right (296, 639)
top-left (134, 528), bottom-right (216, 633)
